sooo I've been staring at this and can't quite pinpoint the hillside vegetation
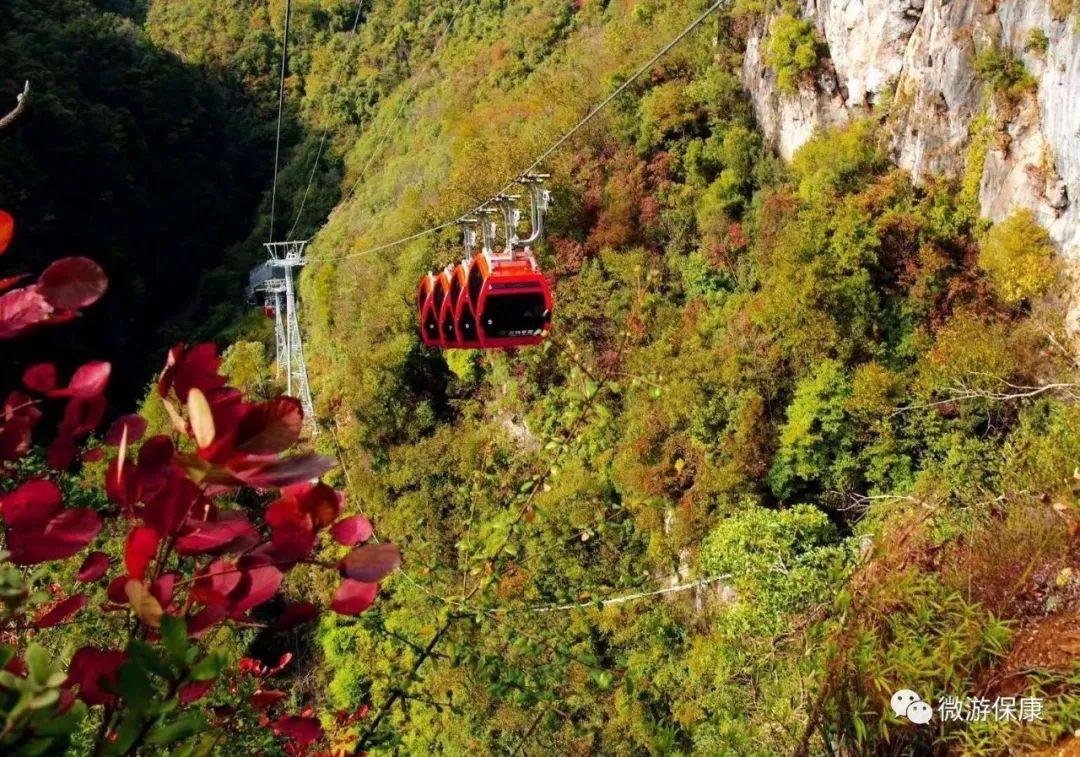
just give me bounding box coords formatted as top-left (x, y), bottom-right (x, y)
top-left (5, 0), bottom-right (1080, 754)
top-left (0, 0), bottom-right (280, 402)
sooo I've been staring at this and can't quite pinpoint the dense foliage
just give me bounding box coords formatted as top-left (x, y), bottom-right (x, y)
top-left (0, 0), bottom-right (277, 402)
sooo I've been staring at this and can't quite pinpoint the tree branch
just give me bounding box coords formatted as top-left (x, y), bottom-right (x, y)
top-left (0, 82), bottom-right (30, 131)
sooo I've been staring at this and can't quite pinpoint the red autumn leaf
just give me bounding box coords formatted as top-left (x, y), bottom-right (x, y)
top-left (0, 287), bottom-right (53, 339)
top-left (331, 579), bottom-right (378, 616)
top-left (0, 211), bottom-right (13, 254)
top-left (81, 448), bottom-right (105, 463)
top-left (265, 494), bottom-right (311, 534)
top-left (142, 476), bottom-right (198, 536)
top-left (104, 414), bottom-right (147, 446)
top-left (1, 479), bottom-right (62, 529)
top-left (179, 679), bottom-right (214, 705)
top-left (0, 416), bottom-right (33, 463)
top-left (62, 393), bottom-right (107, 436)
top-left (191, 559), bottom-right (242, 607)
top-left (338, 543), bottom-right (401, 583)
top-left (77, 551), bottom-right (109, 582)
top-left (68, 361), bottom-right (110, 399)
top-left (7, 507), bottom-right (101, 564)
top-left (250, 689), bottom-right (288, 711)
top-left (175, 518), bottom-right (259, 556)
top-left (22, 362), bottom-right (57, 393)
top-left (255, 526), bottom-right (316, 567)
top-left (105, 456), bottom-right (140, 512)
top-left (125, 527), bottom-right (160, 581)
top-left (35, 593), bottom-right (88, 628)
top-left (138, 435), bottom-right (175, 469)
top-left (67, 647), bottom-right (126, 707)
top-left (273, 601), bottom-right (318, 630)
top-left (151, 573), bottom-right (177, 606)
top-left (227, 556), bottom-right (283, 615)
top-left (37, 257), bottom-right (107, 310)
top-left (230, 453), bottom-right (335, 489)
top-left (157, 344), bottom-right (184, 398)
top-left (186, 606), bottom-right (227, 638)
top-left (233, 397), bottom-right (303, 455)
top-left (106, 576), bottom-right (129, 603)
top-left (271, 715), bottom-right (324, 747)
top-left (170, 343), bottom-right (225, 402)
top-left (264, 653), bottom-right (293, 677)
top-left (329, 515), bottom-right (374, 546)
top-left (297, 483), bottom-right (340, 529)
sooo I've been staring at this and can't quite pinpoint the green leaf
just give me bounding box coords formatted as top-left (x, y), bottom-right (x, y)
top-left (25, 644), bottom-right (51, 687)
top-left (0, 669), bottom-right (27, 691)
top-left (147, 712), bottom-right (208, 745)
top-left (29, 688), bottom-right (59, 710)
top-left (105, 709), bottom-right (143, 756)
top-left (115, 663), bottom-right (155, 713)
top-left (33, 700), bottom-right (87, 737)
top-left (160, 615), bottom-right (188, 665)
top-left (188, 653), bottom-right (223, 682)
top-left (125, 641), bottom-right (173, 681)
top-left (0, 644), bottom-right (16, 670)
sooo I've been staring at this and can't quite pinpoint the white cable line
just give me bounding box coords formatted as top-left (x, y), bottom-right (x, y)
top-left (487, 575), bottom-right (731, 614)
top-left (309, 0), bottom-right (725, 264)
top-left (287, 0), bottom-right (369, 241)
top-left (269, 0), bottom-right (293, 243)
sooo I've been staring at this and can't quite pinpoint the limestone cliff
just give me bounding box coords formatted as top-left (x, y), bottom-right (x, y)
top-left (740, 0), bottom-right (1079, 256)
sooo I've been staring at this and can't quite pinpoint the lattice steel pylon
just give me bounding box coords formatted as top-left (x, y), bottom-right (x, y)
top-left (261, 279), bottom-right (288, 380)
top-left (264, 241), bottom-right (317, 436)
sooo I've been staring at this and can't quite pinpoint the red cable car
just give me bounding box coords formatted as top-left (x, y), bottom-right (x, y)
top-left (467, 249), bottom-right (551, 348)
top-left (417, 272), bottom-right (441, 347)
top-left (453, 259), bottom-right (481, 348)
top-left (437, 265), bottom-right (460, 347)
top-left (416, 175), bottom-right (552, 350)
top-left (263, 303), bottom-right (275, 319)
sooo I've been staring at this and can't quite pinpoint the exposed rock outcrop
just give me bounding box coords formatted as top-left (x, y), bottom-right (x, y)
top-left (739, 0), bottom-right (1080, 257)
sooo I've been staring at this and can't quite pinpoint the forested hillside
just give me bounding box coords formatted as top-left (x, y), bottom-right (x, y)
top-left (0, 0), bottom-right (285, 402)
top-left (2, 0), bottom-right (1080, 754)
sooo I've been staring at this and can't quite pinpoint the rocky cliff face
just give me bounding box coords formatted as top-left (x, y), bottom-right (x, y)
top-left (740, 0), bottom-right (1080, 257)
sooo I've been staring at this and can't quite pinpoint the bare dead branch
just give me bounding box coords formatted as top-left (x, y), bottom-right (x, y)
top-left (891, 376), bottom-right (1080, 416)
top-left (0, 81), bottom-right (30, 131)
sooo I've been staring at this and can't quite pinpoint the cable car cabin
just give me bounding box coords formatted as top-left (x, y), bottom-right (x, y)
top-left (263, 303), bottom-right (275, 319)
top-left (452, 260), bottom-right (481, 348)
top-left (467, 250), bottom-right (552, 348)
top-left (417, 273), bottom-right (441, 347)
top-left (437, 266), bottom-right (459, 346)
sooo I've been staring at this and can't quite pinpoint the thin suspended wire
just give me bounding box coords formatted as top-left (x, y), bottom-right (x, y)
top-left (287, 0), bottom-right (370, 241)
top-left (310, 0), bottom-right (725, 264)
top-left (269, 0), bottom-right (293, 243)
top-left (333, 0), bottom-right (471, 216)
top-left (491, 575), bottom-right (731, 614)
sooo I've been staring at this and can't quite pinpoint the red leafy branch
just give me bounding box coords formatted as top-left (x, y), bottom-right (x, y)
top-left (0, 210), bottom-right (398, 756)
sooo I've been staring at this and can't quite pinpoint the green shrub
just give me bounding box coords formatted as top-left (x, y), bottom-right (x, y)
top-left (765, 11), bottom-right (822, 94)
top-left (978, 208), bottom-right (1056, 305)
top-left (701, 504), bottom-right (851, 624)
top-left (974, 45), bottom-right (1036, 101)
top-left (1025, 28), bottom-right (1050, 56)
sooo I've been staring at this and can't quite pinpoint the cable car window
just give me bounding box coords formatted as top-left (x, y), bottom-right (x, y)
top-left (469, 265), bottom-right (484, 304)
top-left (480, 293), bottom-right (548, 337)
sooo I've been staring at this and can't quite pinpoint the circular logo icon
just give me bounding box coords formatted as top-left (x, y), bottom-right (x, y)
top-left (891, 689), bottom-right (921, 718)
